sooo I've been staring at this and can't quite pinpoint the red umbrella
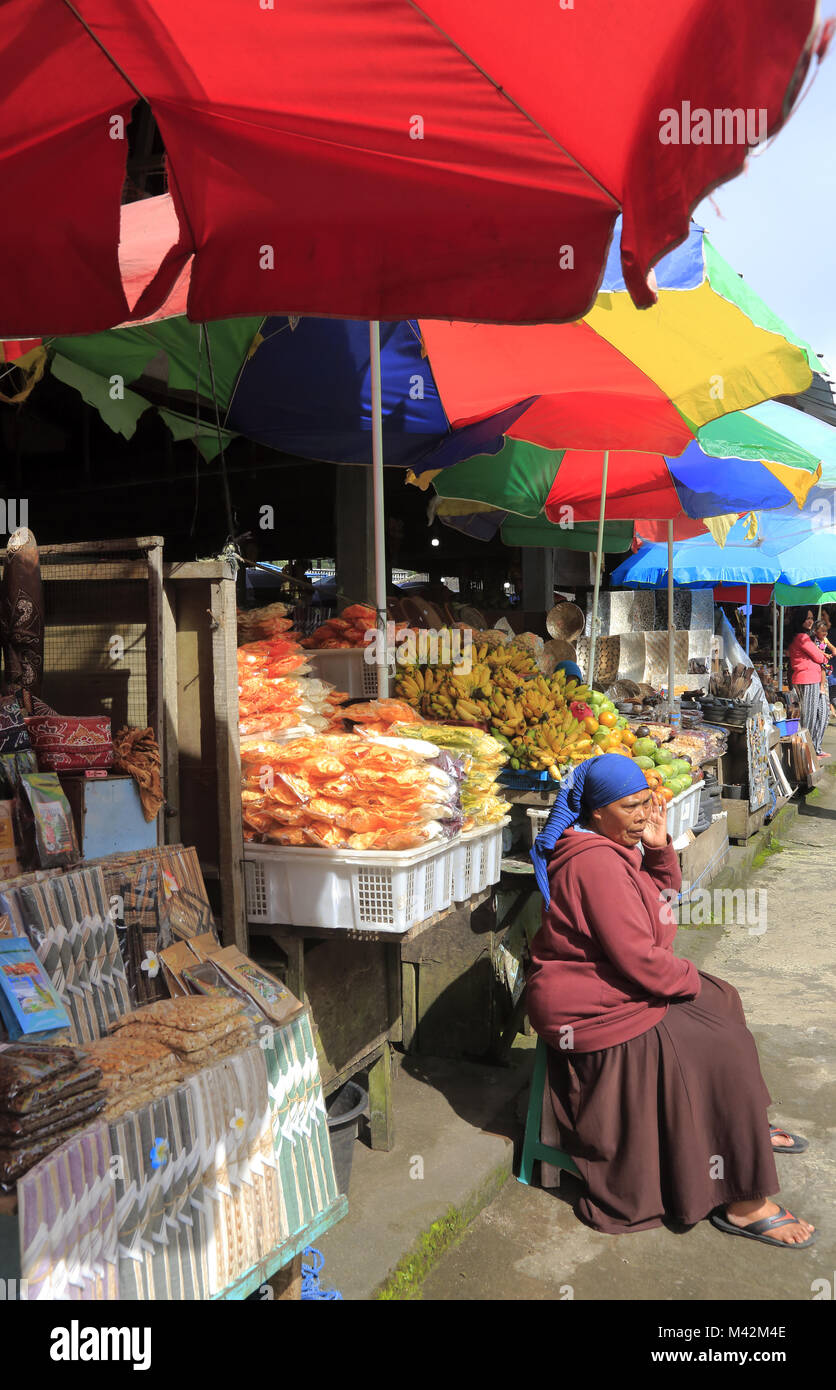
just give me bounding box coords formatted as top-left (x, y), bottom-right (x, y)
top-left (1, 0), bottom-right (825, 336)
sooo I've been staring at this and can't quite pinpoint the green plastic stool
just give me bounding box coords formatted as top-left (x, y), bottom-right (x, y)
top-left (518, 1036), bottom-right (582, 1185)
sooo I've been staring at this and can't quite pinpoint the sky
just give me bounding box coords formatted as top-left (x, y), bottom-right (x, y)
top-left (695, 8), bottom-right (836, 370)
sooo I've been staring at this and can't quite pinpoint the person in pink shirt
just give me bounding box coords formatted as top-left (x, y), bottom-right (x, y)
top-left (787, 609), bottom-right (829, 756)
top-left (527, 754), bottom-right (816, 1248)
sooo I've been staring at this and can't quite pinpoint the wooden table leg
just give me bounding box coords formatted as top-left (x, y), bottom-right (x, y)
top-left (489, 987), bottom-right (529, 1065)
top-left (273, 929), bottom-right (305, 1003)
top-left (367, 1043), bottom-right (395, 1152)
top-left (385, 941), bottom-right (403, 1044)
top-left (401, 960), bottom-right (418, 1053)
top-left (266, 1253), bottom-right (303, 1300)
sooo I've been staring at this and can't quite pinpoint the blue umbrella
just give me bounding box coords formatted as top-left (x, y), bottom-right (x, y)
top-left (613, 487), bottom-right (836, 658)
top-left (611, 539), bottom-right (783, 589)
top-left (614, 486), bottom-right (836, 590)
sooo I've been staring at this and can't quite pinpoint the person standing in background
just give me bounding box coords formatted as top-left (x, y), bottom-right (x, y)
top-left (787, 611), bottom-right (829, 758)
top-left (818, 611), bottom-right (836, 722)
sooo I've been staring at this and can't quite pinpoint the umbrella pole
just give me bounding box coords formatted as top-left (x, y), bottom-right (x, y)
top-left (667, 520), bottom-right (675, 711)
top-left (745, 582), bottom-right (750, 656)
top-left (369, 321), bottom-right (389, 697)
top-left (588, 450), bottom-right (609, 685)
top-left (772, 596), bottom-right (777, 675)
top-left (779, 606), bottom-right (785, 692)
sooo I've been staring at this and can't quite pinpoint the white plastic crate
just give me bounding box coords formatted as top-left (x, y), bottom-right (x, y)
top-left (306, 648), bottom-right (380, 698)
top-left (451, 819), bottom-right (508, 903)
top-left (527, 807), bottom-right (551, 847)
top-left (244, 838), bottom-right (454, 932)
top-left (667, 780), bottom-right (701, 841)
top-left (528, 783), bottom-right (701, 846)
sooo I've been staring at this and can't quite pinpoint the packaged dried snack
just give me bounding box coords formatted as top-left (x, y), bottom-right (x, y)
top-left (180, 960), bottom-right (265, 1027)
top-left (111, 995), bottom-right (243, 1033)
top-left (158, 940), bottom-right (197, 997)
top-left (211, 946), bottom-right (302, 1026)
top-left (112, 1015), bottom-right (249, 1053)
top-left (341, 699), bottom-right (422, 726)
top-left (0, 1084), bottom-right (105, 1141)
top-left (0, 938), bottom-right (72, 1038)
top-left (0, 801), bottom-right (20, 878)
top-left (18, 772), bottom-right (79, 868)
top-left (183, 931), bottom-right (221, 962)
top-left (82, 1033), bottom-right (176, 1082)
top-left (0, 1041), bottom-right (79, 1110)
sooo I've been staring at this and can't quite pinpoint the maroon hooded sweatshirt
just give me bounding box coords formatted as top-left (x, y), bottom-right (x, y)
top-left (526, 828), bottom-right (701, 1052)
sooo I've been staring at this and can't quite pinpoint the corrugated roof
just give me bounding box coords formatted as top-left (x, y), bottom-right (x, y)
top-left (776, 356), bottom-right (836, 428)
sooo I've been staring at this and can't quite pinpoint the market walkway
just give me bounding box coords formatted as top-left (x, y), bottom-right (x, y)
top-left (421, 745), bottom-right (836, 1302)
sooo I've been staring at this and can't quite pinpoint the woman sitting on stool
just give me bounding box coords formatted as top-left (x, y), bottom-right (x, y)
top-left (526, 754), bottom-right (816, 1248)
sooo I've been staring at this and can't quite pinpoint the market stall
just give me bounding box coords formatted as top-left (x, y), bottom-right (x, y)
top-left (0, 534), bottom-right (345, 1299)
top-left (237, 604), bottom-right (512, 1122)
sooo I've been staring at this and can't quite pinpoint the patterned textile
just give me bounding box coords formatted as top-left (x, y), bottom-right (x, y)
top-left (262, 1011), bottom-right (339, 1237)
top-left (0, 529), bottom-right (44, 695)
top-left (26, 715), bottom-right (113, 772)
top-left (18, 1120), bottom-right (117, 1300)
top-left (0, 696), bottom-right (30, 755)
top-left (16, 1011), bottom-right (340, 1299)
top-left (108, 1082), bottom-right (210, 1301)
top-left (2, 867), bottom-right (131, 1042)
top-left (95, 846), bottom-right (214, 1007)
top-left (189, 1044), bottom-right (281, 1295)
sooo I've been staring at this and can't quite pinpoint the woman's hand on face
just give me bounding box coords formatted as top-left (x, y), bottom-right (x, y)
top-left (641, 792), bottom-right (669, 849)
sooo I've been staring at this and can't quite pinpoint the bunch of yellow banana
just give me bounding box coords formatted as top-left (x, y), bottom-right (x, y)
top-left (549, 672), bottom-right (593, 703)
top-left (393, 654), bottom-right (596, 745)
top-left (512, 718), bottom-right (595, 773)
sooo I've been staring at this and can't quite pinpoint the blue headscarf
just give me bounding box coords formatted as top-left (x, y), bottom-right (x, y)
top-left (530, 754), bottom-right (649, 905)
top-left (555, 660), bottom-right (583, 683)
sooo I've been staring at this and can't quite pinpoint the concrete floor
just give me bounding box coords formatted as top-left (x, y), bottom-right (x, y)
top-left (421, 740), bottom-right (836, 1302)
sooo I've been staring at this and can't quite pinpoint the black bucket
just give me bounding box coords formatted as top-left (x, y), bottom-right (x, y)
top-left (326, 1080), bottom-right (369, 1196)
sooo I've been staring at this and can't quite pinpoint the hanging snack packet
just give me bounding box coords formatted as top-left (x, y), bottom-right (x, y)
top-left (0, 801), bottom-right (20, 878)
top-left (211, 946), bottom-right (302, 1025)
top-left (158, 940), bottom-right (198, 997)
top-left (18, 772), bottom-right (79, 868)
top-left (180, 960), bottom-right (265, 1027)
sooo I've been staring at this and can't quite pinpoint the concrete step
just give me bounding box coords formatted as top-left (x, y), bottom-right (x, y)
top-left (314, 1046), bottom-right (535, 1300)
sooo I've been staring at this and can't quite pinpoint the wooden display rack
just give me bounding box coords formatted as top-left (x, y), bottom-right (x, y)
top-left (0, 538), bottom-right (245, 950)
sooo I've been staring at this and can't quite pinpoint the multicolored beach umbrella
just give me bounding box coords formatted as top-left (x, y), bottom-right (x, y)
top-left (428, 403), bottom-right (825, 541)
top-left (41, 222), bottom-right (823, 489)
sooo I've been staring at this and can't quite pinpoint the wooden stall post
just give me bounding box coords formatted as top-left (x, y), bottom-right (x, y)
top-left (162, 580), bottom-right (181, 845)
top-left (146, 543), bottom-right (164, 844)
top-left (210, 571), bottom-right (247, 949)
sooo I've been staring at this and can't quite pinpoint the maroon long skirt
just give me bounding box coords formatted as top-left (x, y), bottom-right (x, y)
top-left (540, 972), bottom-right (780, 1232)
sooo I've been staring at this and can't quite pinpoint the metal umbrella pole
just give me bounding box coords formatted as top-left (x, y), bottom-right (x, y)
top-left (745, 581), bottom-right (751, 656)
top-left (369, 321), bottom-right (389, 697)
top-left (778, 605), bottom-right (785, 692)
top-left (587, 450), bottom-right (609, 685)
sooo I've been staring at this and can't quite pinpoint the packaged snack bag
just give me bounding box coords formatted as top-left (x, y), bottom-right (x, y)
top-left (18, 772), bottom-right (80, 868)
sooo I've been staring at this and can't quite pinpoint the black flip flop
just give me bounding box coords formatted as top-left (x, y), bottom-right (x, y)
top-left (770, 1125), bottom-right (809, 1154)
top-left (710, 1205), bottom-right (817, 1249)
